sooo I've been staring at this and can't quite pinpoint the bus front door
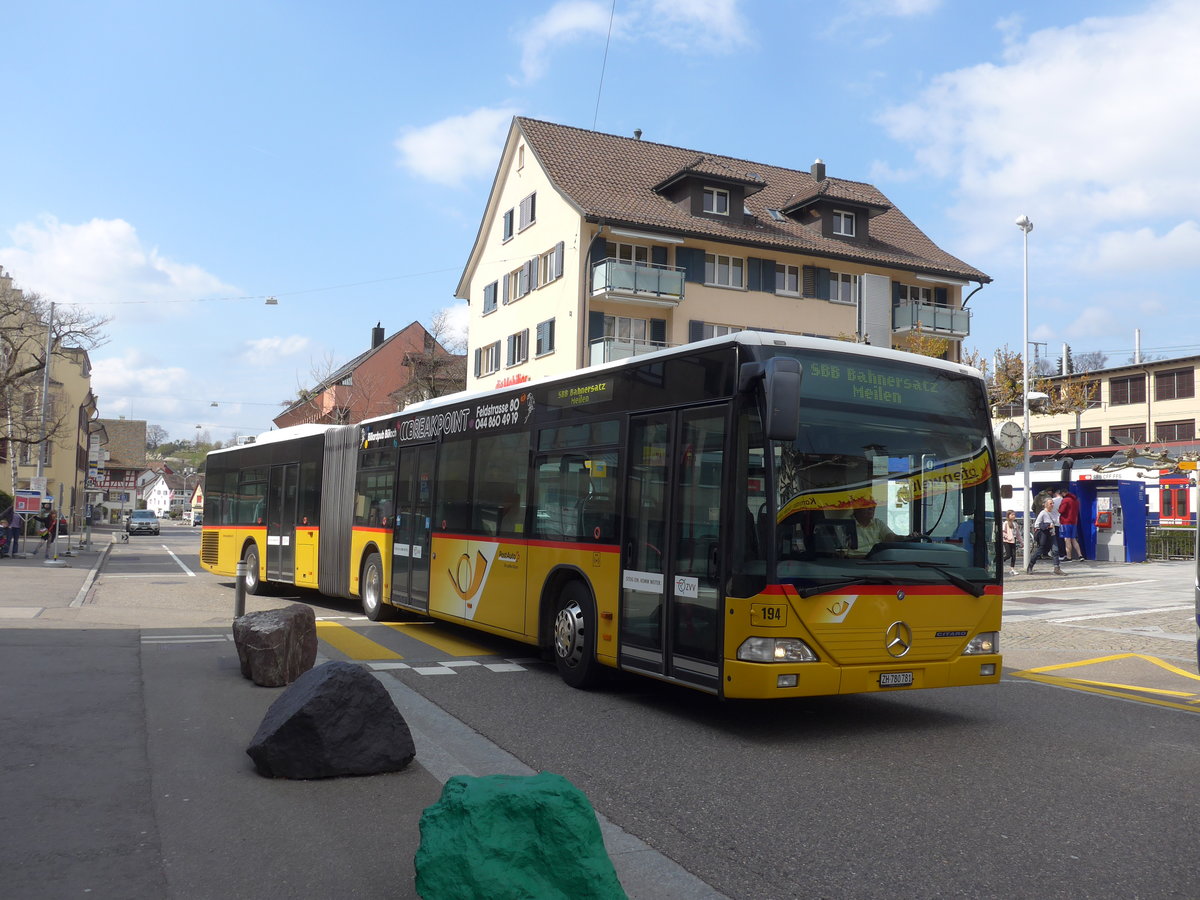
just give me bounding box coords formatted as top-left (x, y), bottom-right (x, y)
top-left (266, 463), bottom-right (298, 581)
top-left (391, 443), bottom-right (434, 613)
top-left (621, 407), bottom-right (725, 692)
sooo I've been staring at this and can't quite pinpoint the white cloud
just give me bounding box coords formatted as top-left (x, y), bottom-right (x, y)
top-left (1084, 221), bottom-right (1200, 272)
top-left (518, 1), bottom-right (619, 83)
top-left (1, 215), bottom-right (238, 314)
top-left (395, 107), bottom-right (520, 187)
top-left (91, 351), bottom-right (194, 420)
top-left (878, 0), bottom-right (1200, 269)
top-left (636, 0), bottom-right (750, 53)
top-left (240, 335), bottom-right (312, 366)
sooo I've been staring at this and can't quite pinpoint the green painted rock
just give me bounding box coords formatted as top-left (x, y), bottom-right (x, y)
top-left (414, 771), bottom-right (626, 900)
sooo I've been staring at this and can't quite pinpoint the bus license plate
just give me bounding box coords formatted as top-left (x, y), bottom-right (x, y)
top-left (880, 672), bottom-right (913, 687)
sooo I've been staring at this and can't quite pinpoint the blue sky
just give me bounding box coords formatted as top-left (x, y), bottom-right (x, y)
top-left (3, 0), bottom-right (1198, 442)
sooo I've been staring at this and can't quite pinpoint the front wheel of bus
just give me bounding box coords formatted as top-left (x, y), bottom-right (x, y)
top-left (242, 544), bottom-right (262, 596)
top-left (553, 581), bottom-right (600, 689)
top-left (361, 552), bottom-right (391, 621)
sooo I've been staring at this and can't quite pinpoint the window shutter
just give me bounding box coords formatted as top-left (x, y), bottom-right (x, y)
top-left (474, 348), bottom-right (481, 378)
top-left (650, 319), bottom-right (666, 344)
top-left (760, 258), bottom-right (776, 293)
top-left (678, 247), bottom-right (704, 283)
top-left (502, 275), bottom-right (510, 305)
top-left (588, 310), bottom-right (605, 343)
top-left (689, 320), bottom-right (705, 343)
top-left (554, 241), bottom-right (564, 279)
top-left (807, 267), bottom-right (830, 300)
top-left (506, 334), bottom-right (515, 365)
top-left (528, 258), bottom-right (539, 291)
top-left (747, 258), bottom-right (762, 292)
top-left (589, 237), bottom-right (607, 271)
top-left (651, 246), bottom-right (668, 266)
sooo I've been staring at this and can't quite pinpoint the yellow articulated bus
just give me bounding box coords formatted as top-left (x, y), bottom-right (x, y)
top-left (201, 333), bottom-right (1002, 698)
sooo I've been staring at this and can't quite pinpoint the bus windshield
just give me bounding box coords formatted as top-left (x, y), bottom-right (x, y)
top-left (764, 351), bottom-right (999, 593)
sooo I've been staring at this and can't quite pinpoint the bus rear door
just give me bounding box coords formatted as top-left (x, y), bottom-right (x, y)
top-left (621, 407), bottom-right (725, 692)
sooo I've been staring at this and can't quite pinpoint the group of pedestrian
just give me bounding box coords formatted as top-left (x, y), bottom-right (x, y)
top-left (0, 507), bottom-right (60, 560)
top-left (1000, 488), bottom-right (1085, 577)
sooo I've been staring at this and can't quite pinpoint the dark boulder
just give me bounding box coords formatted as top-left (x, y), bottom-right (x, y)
top-left (414, 771), bottom-right (626, 899)
top-left (232, 603), bottom-right (317, 687)
top-left (246, 660), bottom-right (416, 779)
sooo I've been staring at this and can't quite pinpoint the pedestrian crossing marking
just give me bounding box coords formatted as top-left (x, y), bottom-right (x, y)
top-left (1011, 653), bottom-right (1200, 713)
top-left (315, 620), bottom-right (404, 661)
top-left (383, 621), bottom-right (499, 657)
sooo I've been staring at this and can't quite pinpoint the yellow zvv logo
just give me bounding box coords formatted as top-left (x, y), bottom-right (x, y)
top-left (450, 551), bottom-right (488, 600)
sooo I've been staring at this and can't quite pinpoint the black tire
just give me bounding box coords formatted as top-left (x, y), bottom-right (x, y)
top-left (552, 580), bottom-right (601, 689)
top-left (361, 551), bottom-right (391, 621)
top-left (242, 544), bottom-right (263, 596)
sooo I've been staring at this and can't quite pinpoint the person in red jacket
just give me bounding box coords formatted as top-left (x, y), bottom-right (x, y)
top-left (1058, 489), bottom-right (1083, 561)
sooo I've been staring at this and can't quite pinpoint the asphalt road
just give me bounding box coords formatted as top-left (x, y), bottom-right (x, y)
top-left (4, 526), bottom-right (1197, 898)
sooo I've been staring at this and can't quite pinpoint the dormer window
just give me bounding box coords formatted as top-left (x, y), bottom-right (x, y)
top-left (703, 187), bottom-right (730, 216)
top-left (832, 210), bottom-right (856, 237)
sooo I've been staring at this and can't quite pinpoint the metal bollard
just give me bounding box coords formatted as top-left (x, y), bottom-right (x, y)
top-left (234, 561), bottom-right (247, 619)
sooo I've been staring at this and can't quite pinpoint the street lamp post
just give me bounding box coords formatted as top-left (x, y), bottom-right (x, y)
top-left (1016, 215), bottom-right (1033, 572)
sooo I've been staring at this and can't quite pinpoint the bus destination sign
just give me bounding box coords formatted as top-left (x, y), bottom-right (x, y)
top-left (549, 378), bottom-right (614, 408)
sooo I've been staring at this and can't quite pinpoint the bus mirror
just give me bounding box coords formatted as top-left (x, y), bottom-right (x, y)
top-left (740, 358), bottom-right (802, 442)
top-left (1061, 457), bottom-right (1073, 480)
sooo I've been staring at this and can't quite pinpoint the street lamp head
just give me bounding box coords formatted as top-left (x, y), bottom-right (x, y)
top-left (1015, 214), bottom-right (1033, 233)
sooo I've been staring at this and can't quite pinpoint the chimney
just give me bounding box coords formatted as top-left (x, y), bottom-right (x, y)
top-left (371, 322), bottom-right (385, 349)
top-left (811, 159), bottom-right (826, 181)
top-left (1133, 328), bottom-right (1142, 364)
top-left (633, 128), bottom-right (642, 140)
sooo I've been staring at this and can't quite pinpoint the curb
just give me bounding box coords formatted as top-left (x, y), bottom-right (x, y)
top-left (70, 541), bottom-right (113, 608)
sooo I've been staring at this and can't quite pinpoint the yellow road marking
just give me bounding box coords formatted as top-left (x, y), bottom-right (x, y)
top-left (384, 621), bottom-right (497, 657)
top-left (316, 621), bottom-right (403, 660)
top-left (1011, 653), bottom-right (1200, 713)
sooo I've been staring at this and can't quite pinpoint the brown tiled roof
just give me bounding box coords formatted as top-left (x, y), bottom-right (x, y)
top-left (518, 118), bottom-right (989, 283)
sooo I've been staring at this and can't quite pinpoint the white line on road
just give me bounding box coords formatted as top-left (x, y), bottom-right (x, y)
top-left (1004, 578), bottom-right (1157, 596)
top-left (1051, 604), bottom-right (1193, 623)
top-left (162, 545), bottom-right (196, 576)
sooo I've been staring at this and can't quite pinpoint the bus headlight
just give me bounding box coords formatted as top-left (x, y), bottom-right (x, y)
top-left (737, 637), bottom-right (819, 663)
top-left (963, 632), bottom-right (998, 655)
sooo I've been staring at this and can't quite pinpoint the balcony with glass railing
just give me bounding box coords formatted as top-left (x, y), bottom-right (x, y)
top-left (588, 337), bottom-right (674, 365)
top-left (591, 258), bottom-right (685, 307)
top-left (892, 300), bottom-right (971, 338)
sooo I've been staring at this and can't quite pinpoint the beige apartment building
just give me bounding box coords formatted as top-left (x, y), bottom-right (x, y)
top-left (999, 355), bottom-right (1199, 461)
top-left (456, 118), bottom-right (990, 391)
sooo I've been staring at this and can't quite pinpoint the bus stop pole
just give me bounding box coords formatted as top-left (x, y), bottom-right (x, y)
top-left (234, 561), bottom-right (247, 619)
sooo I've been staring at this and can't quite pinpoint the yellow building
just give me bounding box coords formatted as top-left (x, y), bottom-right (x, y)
top-left (456, 118), bottom-right (991, 392)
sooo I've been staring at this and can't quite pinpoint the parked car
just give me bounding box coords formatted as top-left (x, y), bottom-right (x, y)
top-left (127, 509), bottom-right (161, 536)
top-left (191, 511), bottom-right (203, 526)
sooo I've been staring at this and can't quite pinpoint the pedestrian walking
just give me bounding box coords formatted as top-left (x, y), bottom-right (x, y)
top-left (7, 509), bottom-right (20, 556)
top-left (1026, 498), bottom-right (1064, 575)
top-left (1002, 510), bottom-right (1020, 575)
top-left (1058, 488), bottom-right (1084, 560)
top-left (32, 509), bottom-right (59, 558)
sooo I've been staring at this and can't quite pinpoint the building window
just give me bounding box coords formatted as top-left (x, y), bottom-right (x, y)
top-left (507, 330), bottom-right (529, 367)
top-left (775, 264), bottom-right (799, 295)
top-left (540, 248), bottom-right (558, 284)
top-left (767, 208), bottom-right (785, 222)
top-left (502, 209), bottom-right (514, 242)
top-left (1078, 380), bottom-right (1102, 409)
top-left (476, 341), bottom-right (501, 377)
top-left (832, 210), bottom-right (856, 236)
top-left (517, 144), bottom-right (525, 170)
top-left (482, 281), bottom-right (498, 315)
top-left (1155, 367), bottom-right (1195, 401)
top-left (703, 187), bottom-right (729, 215)
top-left (605, 242), bottom-right (650, 266)
top-left (518, 192), bottom-right (536, 230)
top-left (604, 315), bottom-right (651, 346)
top-left (704, 253), bottom-right (744, 288)
top-left (1030, 431), bottom-right (1060, 451)
top-left (1109, 374), bottom-right (1146, 406)
top-left (897, 284), bottom-right (932, 304)
top-left (1072, 427), bottom-right (1103, 447)
top-left (536, 319), bottom-right (556, 356)
top-left (1156, 420), bottom-right (1195, 442)
top-left (702, 323), bottom-right (743, 339)
top-left (830, 271), bottom-right (858, 304)
top-left (1110, 424), bottom-right (1146, 445)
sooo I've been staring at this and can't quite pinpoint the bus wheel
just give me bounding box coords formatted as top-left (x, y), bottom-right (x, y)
top-left (361, 552), bottom-right (391, 621)
top-left (242, 544), bottom-right (263, 596)
top-left (552, 581), bottom-right (600, 689)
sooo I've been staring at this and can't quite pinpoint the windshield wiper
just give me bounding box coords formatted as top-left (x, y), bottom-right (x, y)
top-left (796, 576), bottom-right (899, 598)
top-left (861, 560), bottom-right (986, 597)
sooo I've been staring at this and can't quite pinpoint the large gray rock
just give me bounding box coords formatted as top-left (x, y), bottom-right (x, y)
top-left (414, 772), bottom-right (626, 900)
top-left (232, 603), bottom-right (317, 687)
top-left (246, 660), bottom-right (416, 779)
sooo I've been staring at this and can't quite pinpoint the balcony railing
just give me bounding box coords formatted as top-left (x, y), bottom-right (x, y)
top-left (588, 337), bottom-right (673, 366)
top-left (591, 258), bottom-right (684, 306)
top-left (892, 300), bottom-right (971, 337)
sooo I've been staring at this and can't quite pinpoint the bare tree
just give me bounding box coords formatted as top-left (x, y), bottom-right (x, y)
top-left (392, 310), bottom-right (466, 409)
top-left (1073, 350), bottom-right (1108, 373)
top-left (1, 268), bottom-right (109, 466)
top-left (146, 423), bottom-right (169, 451)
